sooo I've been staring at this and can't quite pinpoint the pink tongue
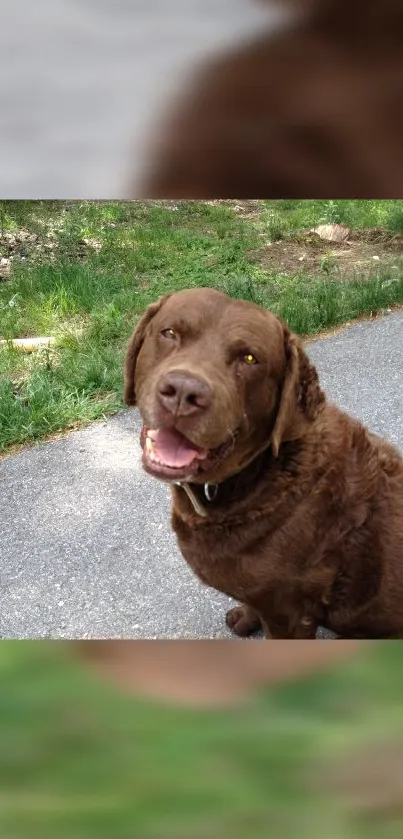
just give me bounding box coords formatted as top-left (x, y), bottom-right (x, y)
top-left (153, 428), bottom-right (206, 468)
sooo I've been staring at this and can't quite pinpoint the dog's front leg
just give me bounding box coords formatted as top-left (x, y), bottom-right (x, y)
top-left (226, 603), bottom-right (262, 636)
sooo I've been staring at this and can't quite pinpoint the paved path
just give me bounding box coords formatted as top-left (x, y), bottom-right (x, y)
top-left (1, 311), bottom-right (402, 639)
top-left (1, 0), bottom-right (282, 198)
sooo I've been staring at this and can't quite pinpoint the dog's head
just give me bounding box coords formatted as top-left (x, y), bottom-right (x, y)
top-left (124, 288), bottom-right (325, 484)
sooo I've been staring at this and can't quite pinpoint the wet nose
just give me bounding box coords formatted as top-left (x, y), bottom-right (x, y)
top-left (157, 371), bottom-right (212, 417)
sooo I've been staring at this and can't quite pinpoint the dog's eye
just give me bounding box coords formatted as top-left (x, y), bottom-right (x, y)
top-left (242, 353), bottom-right (258, 365)
top-left (161, 328), bottom-right (176, 340)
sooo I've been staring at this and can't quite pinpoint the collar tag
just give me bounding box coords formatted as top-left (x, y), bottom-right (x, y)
top-left (204, 483), bottom-right (218, 502)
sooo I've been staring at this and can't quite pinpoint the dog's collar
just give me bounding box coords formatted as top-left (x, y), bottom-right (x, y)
top-left (173, 481), bottom-right (217, 517)
top-left (173, 439), bottom-right (273, 518)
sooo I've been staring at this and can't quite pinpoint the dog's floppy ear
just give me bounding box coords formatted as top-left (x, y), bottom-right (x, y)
top-left (271, 322), bottom-right (325, 456)
top-left (124, 293), bottom-right (172, 406)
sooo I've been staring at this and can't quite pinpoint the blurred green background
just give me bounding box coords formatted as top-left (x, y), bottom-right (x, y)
top-left (0, 642), bottom-right (402, 839)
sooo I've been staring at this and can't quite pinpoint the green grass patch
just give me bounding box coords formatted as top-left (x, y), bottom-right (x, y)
top-left (0, 642), bottom-right (402, 839)
top-left (1, 200), bottom-right (403, 454)
top-left (259, 199), bottom-right (403, 240)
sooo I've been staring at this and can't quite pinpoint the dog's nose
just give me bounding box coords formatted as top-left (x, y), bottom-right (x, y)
top-left (157, 372), bottom-right (212, 417)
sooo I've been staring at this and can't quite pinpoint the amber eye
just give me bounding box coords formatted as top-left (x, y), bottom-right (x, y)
top-left (161, 328), bottom-right (176, 339)
top-left (242, 353), bottom-right (258, 365)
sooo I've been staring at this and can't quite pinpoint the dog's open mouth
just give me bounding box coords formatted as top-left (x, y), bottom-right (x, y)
top-left (141, 426), bottom-right (233, 481)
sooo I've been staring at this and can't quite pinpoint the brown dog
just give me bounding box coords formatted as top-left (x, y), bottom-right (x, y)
top-left (124, 288), bottom-right (403, 639)
top-left (139, 0), bottom-right (403, 198)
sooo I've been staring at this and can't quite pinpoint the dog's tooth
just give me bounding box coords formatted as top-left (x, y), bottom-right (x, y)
top-left (148, 447), bottom-right (161, 464)
top-left (145, 435), bottom-right (158, 455)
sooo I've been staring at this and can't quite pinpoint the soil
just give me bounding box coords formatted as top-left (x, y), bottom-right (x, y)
top-left (206, 199), bottom-right (403, 278)
top-left (256, 228), bottom-right (403, 279)
top-left (0, 227), bottom-right (101, 278)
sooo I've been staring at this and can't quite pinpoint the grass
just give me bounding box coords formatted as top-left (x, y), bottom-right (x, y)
top-left (258, 199), bottom-right (403, 240)
top-left (1, 199), bottom-right (403, 454)
top-left (1, 641), bottom-right (403, 839)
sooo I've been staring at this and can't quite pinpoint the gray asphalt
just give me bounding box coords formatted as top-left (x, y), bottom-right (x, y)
top-left (1, 0), bottom-right (282, 198)
top-left (1, 311), bottom-right (402, 639)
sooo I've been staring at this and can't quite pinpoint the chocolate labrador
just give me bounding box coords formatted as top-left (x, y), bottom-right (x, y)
top-left (140, 0), bottom-right (403, 198)
top-left (124, 288), bottom-right (403, 639)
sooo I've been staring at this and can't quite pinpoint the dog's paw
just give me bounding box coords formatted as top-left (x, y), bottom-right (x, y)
top-left (226, 605), bottom-right (261, 636)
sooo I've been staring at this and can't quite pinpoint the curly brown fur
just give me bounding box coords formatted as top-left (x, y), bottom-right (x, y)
top-left (125, 288), bottom-right (403, 639)
top-left (139, 0), bottom-right (403, 198)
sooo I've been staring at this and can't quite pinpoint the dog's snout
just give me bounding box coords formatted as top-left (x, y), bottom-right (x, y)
top-left (157, 371), bottom-right (212, 417)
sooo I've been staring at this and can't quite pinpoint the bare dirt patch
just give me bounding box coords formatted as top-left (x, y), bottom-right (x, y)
top-left (254, 229), bottom-right (403, 278)
top-left (203, 201), bottom-right (403, 278)
top-left (0, 227), bottom-right (102, 279)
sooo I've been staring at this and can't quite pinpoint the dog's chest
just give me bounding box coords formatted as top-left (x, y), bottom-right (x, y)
top-left (172, 514), bottom-right (277, 600)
